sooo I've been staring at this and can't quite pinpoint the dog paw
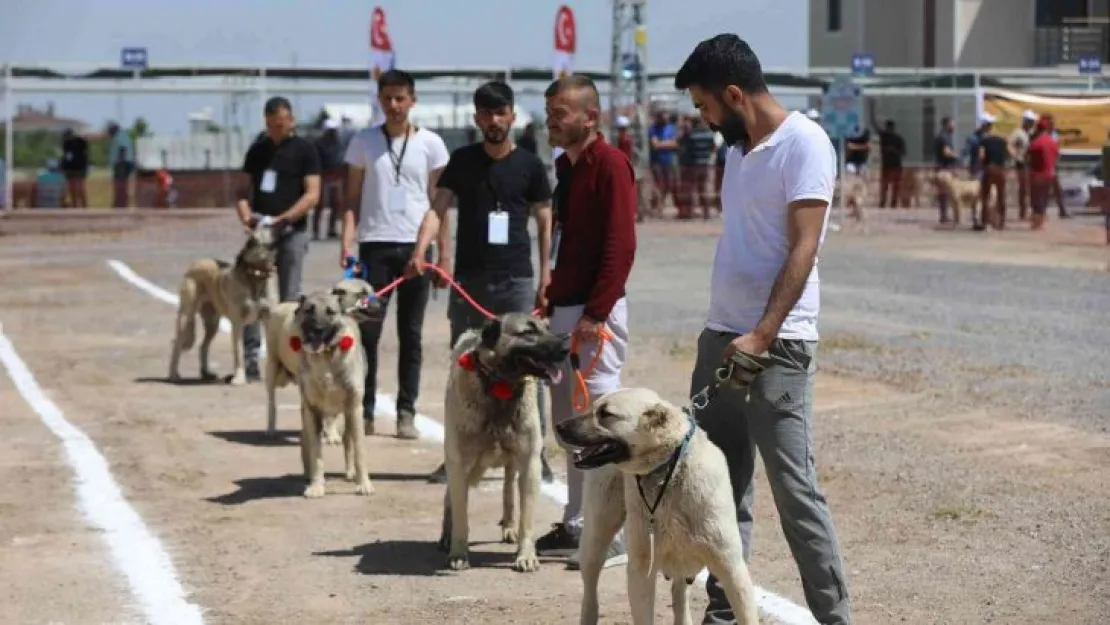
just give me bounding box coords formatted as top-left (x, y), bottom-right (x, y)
top-left (436, 533), bottom-right (450, 552)
top-left (168, 371), bottom-right (182, 382)
top-left (199, 371), bottom-right (218, 382)
top-left (227, 373), bottom-right (247, 386)
top-left (447, 552), bottom-right (470, 571)
top-left (511, 550), bottom-right (540, 573)
top-left (322, 429), bottom-right (342, 445)
top-left (355, 480), bottom-right (373, 496)
top-left (500, 525), bottom-right (519, 544)
top-left (303, 482), bottom-right (326, 498)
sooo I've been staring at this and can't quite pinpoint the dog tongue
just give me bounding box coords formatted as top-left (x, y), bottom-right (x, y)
top-left (546, 367), bottom-right (564, 385)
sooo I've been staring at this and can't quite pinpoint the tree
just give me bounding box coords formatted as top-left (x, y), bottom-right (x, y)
top-left (129, 117), bottom-right (151, 139)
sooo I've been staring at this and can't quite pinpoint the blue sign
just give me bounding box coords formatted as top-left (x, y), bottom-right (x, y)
top-left (851, 52), bottom-right (875, 76)
top-left (820, 75), bottom-right (862, 140)
top-left (1078, 54), bottom-right (1102, 74)
top-left (120, 47), bottom-right (148, 70)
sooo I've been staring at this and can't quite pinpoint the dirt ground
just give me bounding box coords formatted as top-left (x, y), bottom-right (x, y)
top-left (1, 211), bottom-right (1107, 624)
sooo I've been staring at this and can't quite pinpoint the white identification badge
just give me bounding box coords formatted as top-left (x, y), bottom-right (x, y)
top-left (488, 211), bottom-right (509, 245)
top-left (389, 185), bottom-right (407, 213)
top-left (260, 169), bottom-right (277, 193)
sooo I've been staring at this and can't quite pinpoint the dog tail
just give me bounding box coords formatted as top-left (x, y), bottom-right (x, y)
top-left (176, 278), bottom-right (199, 351)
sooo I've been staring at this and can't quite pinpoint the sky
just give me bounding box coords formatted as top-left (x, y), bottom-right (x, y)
top-left (0, 0), bottom-right (810, 134)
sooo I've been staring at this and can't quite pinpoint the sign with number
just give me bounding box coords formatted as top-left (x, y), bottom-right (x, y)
top-left (851, 52), bottom-right (875, 76)
top-left (120, 47), bottom-right (148, 70)
top-left (820, 75), bottom-right (862, 140)
top-left (1078, 54), bottom-right (1102, 75)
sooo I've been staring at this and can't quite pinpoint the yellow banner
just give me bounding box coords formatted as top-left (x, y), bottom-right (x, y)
top-left (980, 88), bottom-right (1110, 153)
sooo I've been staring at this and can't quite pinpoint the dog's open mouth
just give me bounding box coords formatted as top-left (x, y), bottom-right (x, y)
top-left (571, 440), bottom-right (629, 469)
top-left (518, 358), bottom-right (564, 385)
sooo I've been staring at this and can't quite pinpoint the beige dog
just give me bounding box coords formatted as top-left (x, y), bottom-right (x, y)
top-left (439, 312), bottom-right (569, 573)
top-left (263, 278), bottom-right (382, 442)
top-left (168, 226), bottom-right (276, 385)
top-left (934, 169), bottom-right (993, 226)
top-left (557, 388), bottom-right (759, 625)
top-left (838, 172), bottom-right (867, 221)
top-left (292, 288), bottom-right (377, 498)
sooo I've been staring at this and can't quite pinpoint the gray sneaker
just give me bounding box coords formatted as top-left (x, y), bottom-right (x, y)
top-left (565, 533), bottom-right (628, 571)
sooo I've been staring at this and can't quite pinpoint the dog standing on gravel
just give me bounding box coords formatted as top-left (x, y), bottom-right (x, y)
top-left (439, 312), bottom-right (569, 573)
top-left (557, 388), bottom-right (759, 625)
top-left (168, 226), bottom-right (276, 385)
top-left (934, 169), bottom-right (993, 226)
top-left (263, 278), bottom-right (382, 442)
top-left (293, 288), bottom-right (377, 498)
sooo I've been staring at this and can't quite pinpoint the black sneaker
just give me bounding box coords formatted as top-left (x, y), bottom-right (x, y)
top-left (427, 463), bottom-right (447, 484)
top-left (245, 362), bottom-right (261, 383)
top-left (535, 523), bottom-right (579, 557)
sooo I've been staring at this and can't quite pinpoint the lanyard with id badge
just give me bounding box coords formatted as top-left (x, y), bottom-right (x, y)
top-left (383, 125), bottom-right (411, 213)
top-left (485, 168), bottom-right (510, 246)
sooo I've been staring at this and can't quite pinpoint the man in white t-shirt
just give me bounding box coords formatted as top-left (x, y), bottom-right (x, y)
top-left (341, 69), bottom-right (451, 440)
top-left (675, 35), bottom-right (851, 625)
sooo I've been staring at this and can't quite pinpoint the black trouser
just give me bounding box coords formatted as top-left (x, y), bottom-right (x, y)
top-left (358, 242), bottom-right (432, 419)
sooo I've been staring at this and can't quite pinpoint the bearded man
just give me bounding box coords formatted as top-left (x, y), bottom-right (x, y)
top-left (408, 81), bottom-right (557, 484)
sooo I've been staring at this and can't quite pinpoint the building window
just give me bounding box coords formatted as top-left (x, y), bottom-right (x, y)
top-left (827, 0), bottom-right (842, 32)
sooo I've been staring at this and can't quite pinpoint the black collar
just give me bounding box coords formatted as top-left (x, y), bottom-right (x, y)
top-left (634, 416), bottom-right (697, 529)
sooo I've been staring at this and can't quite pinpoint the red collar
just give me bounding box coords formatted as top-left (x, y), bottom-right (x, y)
top-left (288, 335), bottom-right (355, 353)
top-left (457, 350), bottom-right (517, 401)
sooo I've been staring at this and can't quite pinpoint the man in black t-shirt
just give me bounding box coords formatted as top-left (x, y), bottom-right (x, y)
top-left (406, 81), bottom-right (556, 484)
top-left (877, 120), bottom-right (905, 208)
top-left (976, 115), bottom-right (1010, 231)
top-left (932, 116), bottom-right (959, 222)
top-left (60, 129), bottom-right (89, 208)
top-left (236, 96), bottom-right (322, 380)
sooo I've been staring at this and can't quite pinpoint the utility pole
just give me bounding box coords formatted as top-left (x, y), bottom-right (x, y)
top-left (610, 0), bottom-right (650, 208)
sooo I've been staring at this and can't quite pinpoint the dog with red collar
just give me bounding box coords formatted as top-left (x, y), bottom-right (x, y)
top-left (439, 312), bottom-right (570, 573)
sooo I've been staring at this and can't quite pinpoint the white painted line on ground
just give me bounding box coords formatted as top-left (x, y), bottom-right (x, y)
top-left (0, 331), bottom-right (205, 625)
top-left (106, 259), bottom-right (817, 625)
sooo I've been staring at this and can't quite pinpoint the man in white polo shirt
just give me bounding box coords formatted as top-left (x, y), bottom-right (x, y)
top-left (341, 69), bottom-right (451, 440)
top-left (675, 35), bottom-right (851, 625)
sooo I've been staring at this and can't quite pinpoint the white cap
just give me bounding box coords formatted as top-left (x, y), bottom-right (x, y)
top-left (615, 115), bottom-right (631, 129)
top-left (1022, 109), bottom-right (1038, 122)
top-left (979, 113), bottom-right (996, 125)
top-left (324, 117), bottom-right (341, 129)
top-left (805, 108), bottom-right (820, 120)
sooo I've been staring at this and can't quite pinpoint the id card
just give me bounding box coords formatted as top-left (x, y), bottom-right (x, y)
top-left (260, 169), bottom-right (277, 193)
top-left (389, 185), bottom-right (407, 213)
top-left (488, 211), bottom-right (509, 245)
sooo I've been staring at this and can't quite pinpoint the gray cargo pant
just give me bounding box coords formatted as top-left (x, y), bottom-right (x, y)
top-left (243, 228), bottom-right (309, 368)
top-left (549, 298), bottom-right (628, 533)
top-left (691, 328), bottom-right (851, 625)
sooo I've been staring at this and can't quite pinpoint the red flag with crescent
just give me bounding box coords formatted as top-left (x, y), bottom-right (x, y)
top-left (554, 5), bottom-right (576, 54)
top-left (370, 7), bottom-right (392, 53)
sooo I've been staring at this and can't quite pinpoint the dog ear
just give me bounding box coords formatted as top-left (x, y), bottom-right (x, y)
top-left (480, 317), bottom-right (502, 349)
top-left (642, 403), bottom-right (672, 429)
top-left (293, 294), bottom-right (307, 315)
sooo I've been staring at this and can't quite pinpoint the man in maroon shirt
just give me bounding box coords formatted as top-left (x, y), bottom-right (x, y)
top-left (535, 75), bottom-right (637, 571)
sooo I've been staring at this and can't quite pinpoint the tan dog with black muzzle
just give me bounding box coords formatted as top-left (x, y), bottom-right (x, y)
top-left (168, 224), bottom-right (276, 385)
top-left (292, 286), bottom-right (380, 498)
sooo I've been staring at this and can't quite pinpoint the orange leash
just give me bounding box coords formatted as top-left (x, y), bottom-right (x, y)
top-left (371, 261), bottom-right (605, 409)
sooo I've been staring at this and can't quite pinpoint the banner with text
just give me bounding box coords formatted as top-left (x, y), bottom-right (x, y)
top-left (369, 6), bottom-right (395, 128)
top-left (980, 87), bottom-right (1110, 153)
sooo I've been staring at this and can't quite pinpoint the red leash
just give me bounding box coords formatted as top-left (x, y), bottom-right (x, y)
top-left (372, 261), bottom-right (605, 409)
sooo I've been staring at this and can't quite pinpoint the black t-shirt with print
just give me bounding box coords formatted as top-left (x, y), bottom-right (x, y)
top-left (437, 144), bottom-right (552, 279)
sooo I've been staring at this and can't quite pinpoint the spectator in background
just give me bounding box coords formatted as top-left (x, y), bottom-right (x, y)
top-left (614, 115), bottom-right (634, 161)
top-left (844, 125), bottom-right (870, 175)
top-left (680, 115), bottom-right (718, 220)
top-left (976, 114), bottom-right (1009, 231)
top-left (1026, 117), bottom-right (1059, 231)
top-left (1009, 110), bottom-right (1037, 221)
top-left (648, 110), bottom-right (679, 216)
top-left (1041, 114), bottom-right (1070, 219)
top-left (32, 158), bottom-right (67, 208)
top-left (107, 122), bottom-right (135, 208)
top-left (518, 122), bottom-right (538, 154)
top-left (933, 116), bottom-right (959, 223)
top-left (877, 119), bottom-right (905, 208)
top-left (313, 118), bottom-right (345, 240)
top-left (963, 117), bottom-right (990, 179)
top-left (60, 129), bottom-right (89, 208)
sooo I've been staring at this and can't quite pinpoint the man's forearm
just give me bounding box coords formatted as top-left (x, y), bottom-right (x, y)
top-left (535, 208), bottom-right (553, 281)
top-left (280, 190), bottom-right (320, 223)
top-left (341, 208), bottom-right (357, 253)
top-left (413, 210), bottom-right (442, 259)
top-left (236, 198), bottom-right (252, 223)
top-left (752, 244), bottom-right (819, 342)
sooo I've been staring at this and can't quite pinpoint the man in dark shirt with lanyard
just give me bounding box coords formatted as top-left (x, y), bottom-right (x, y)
top-left (237, 96), bottom-right (322, 381)
top-left (407, 81), bottom-right (557, 484)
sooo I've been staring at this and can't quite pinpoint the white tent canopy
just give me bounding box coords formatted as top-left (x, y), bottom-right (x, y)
top-left (323, 103), bottom-right (535, 130)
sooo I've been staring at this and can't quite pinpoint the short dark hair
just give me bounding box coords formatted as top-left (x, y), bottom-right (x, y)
top-left (544, 74), bottom-right (600, 109)
top-left (940, 116), bottom-right (951, 126)
top-left (474, 81), bottom-right (514, 110)
top-left (264, 96), bottom-right (292, 116)
top-left (674, 34), bottom-right (767, 95)
top-left (378, 69), bottom-right (415, 94)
